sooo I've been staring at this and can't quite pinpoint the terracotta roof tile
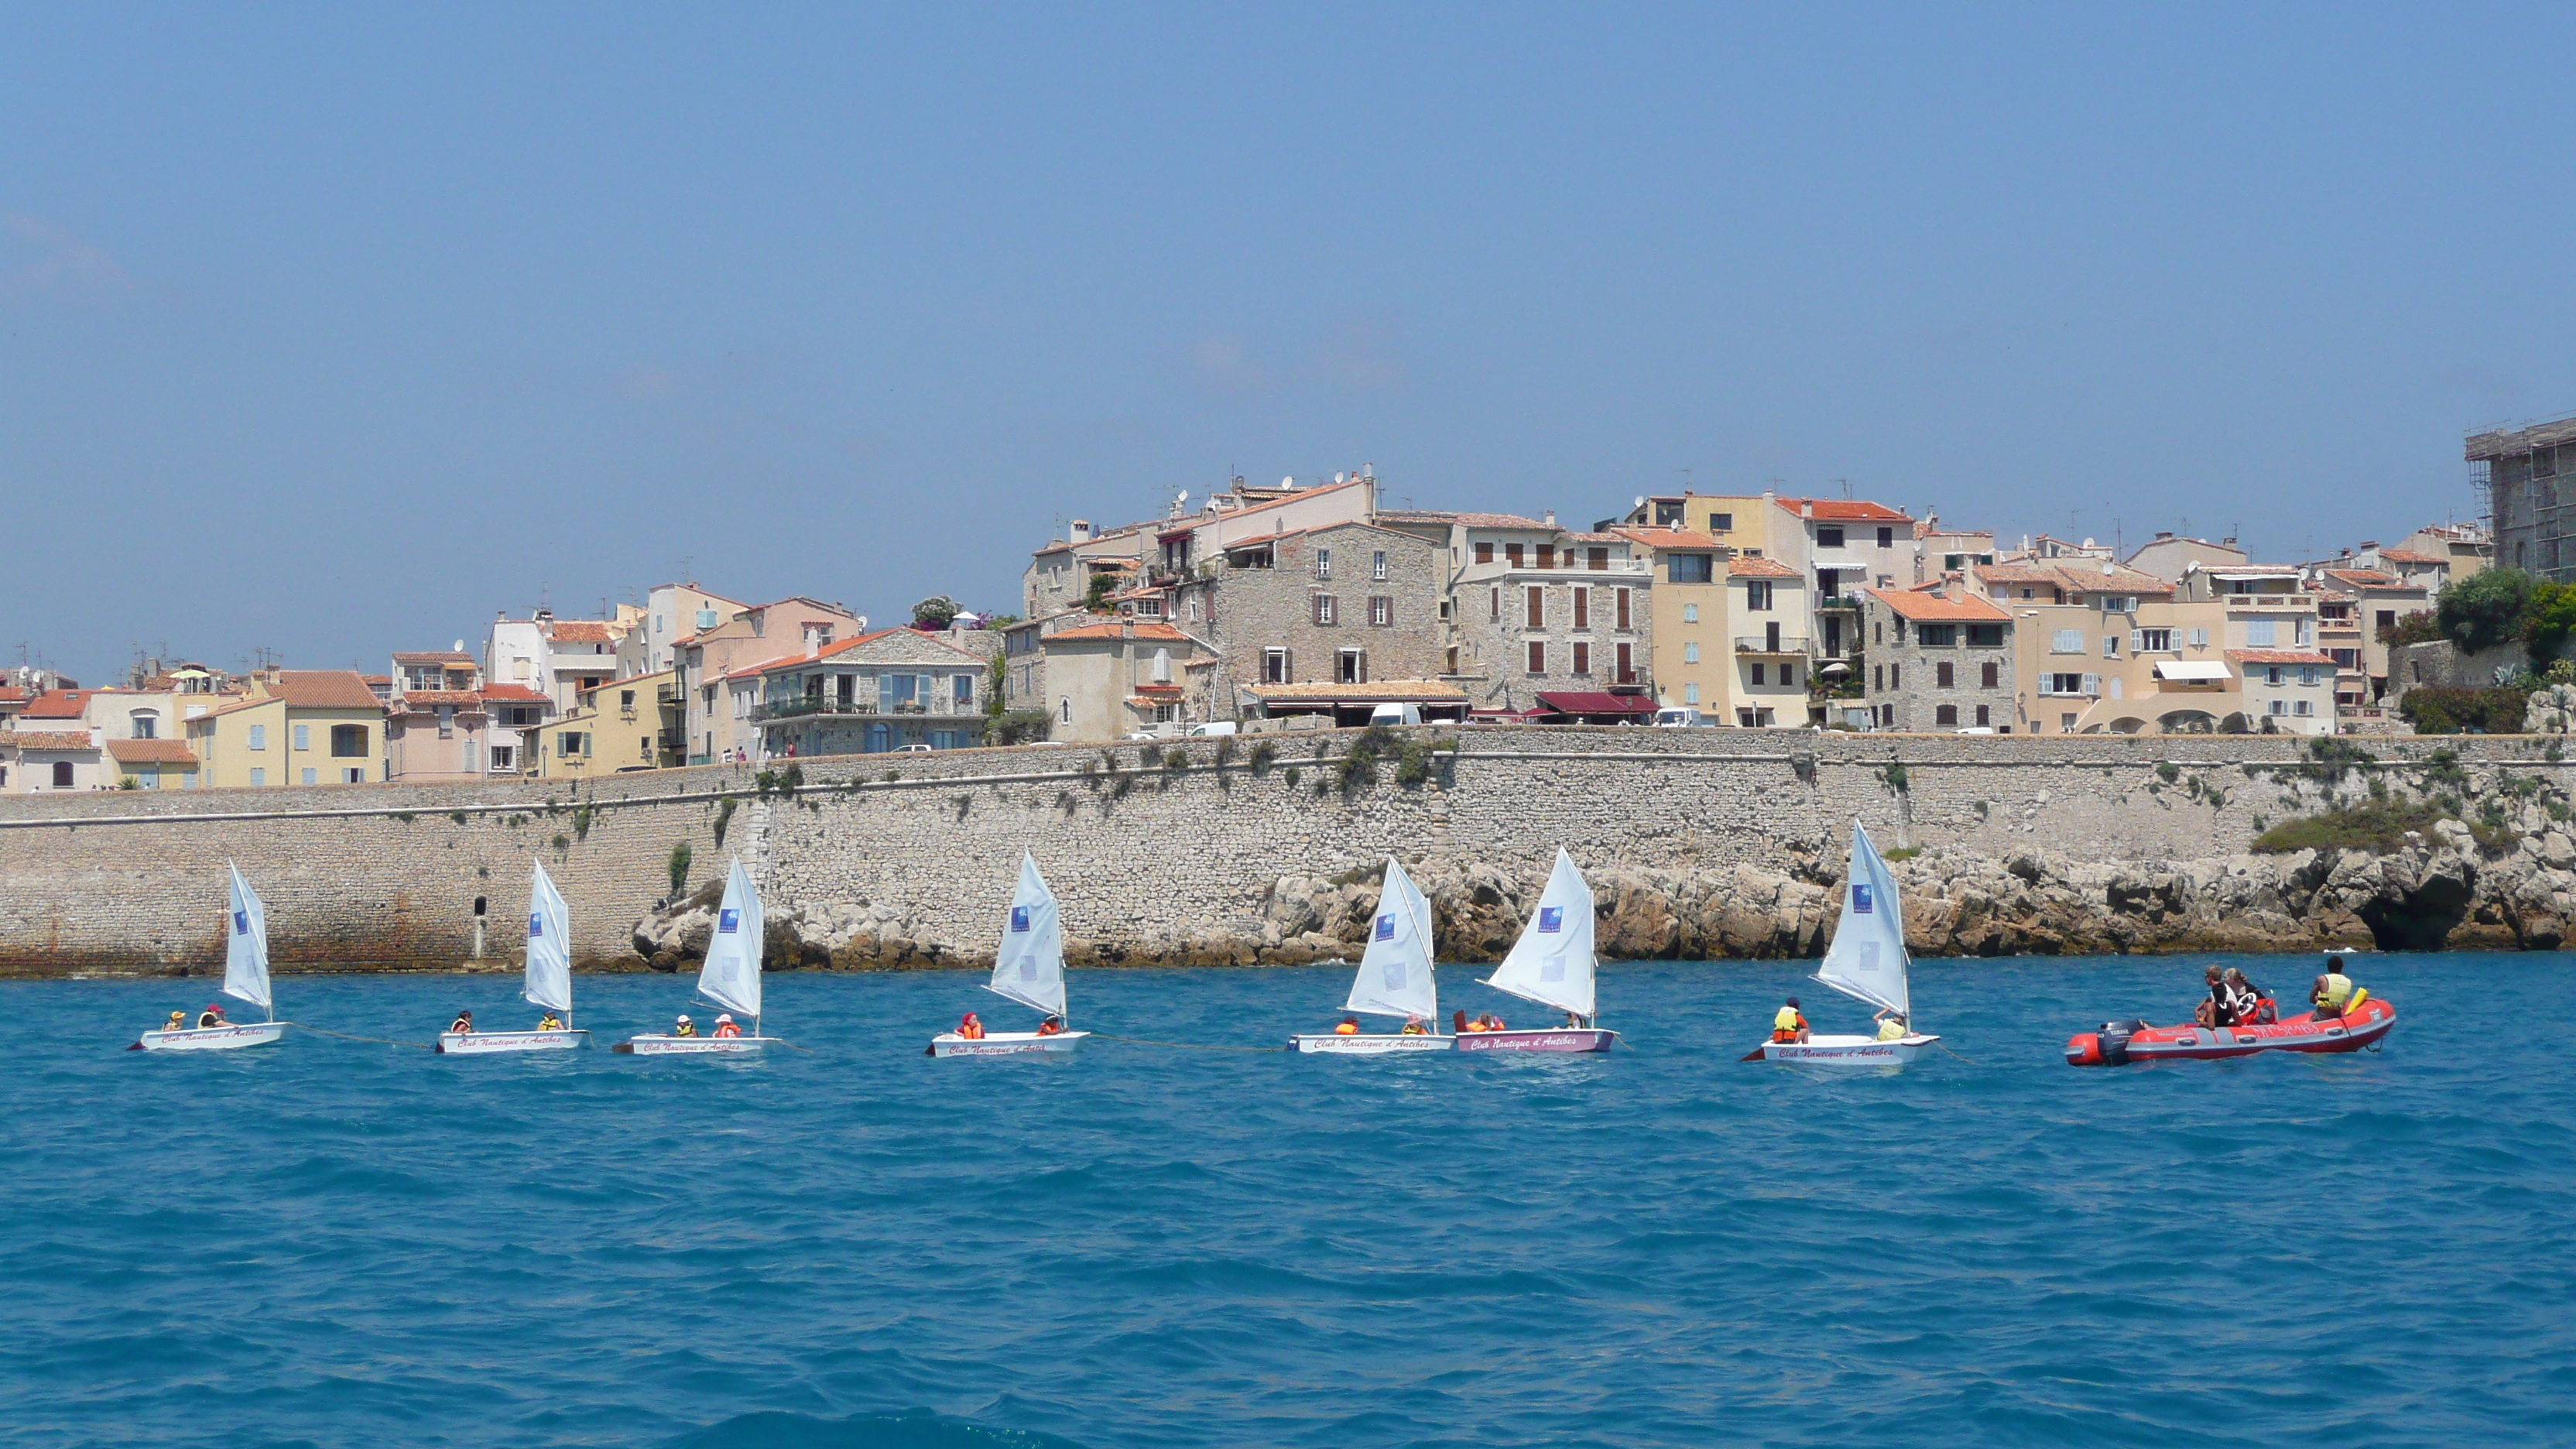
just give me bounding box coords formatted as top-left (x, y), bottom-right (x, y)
top-left (1776, 497), bottom-right (1913, 523)
top-left (1611, 526), bottom-right (1725, 550)
top-left (2321, 568), bottom-right (2413, 589)
top-left (1044, 622), bottom-right (1197, 644)
top-left (1729, 557), bottom-right (1800, 578)
top-left (8, 731), bottom-right (96, 751)
top-left (2374, 548), bottom-right (2448, 564)
top-left (22, 690), bottom-right (94, 718)
top-left (392, 690), bottom-right (487, 707)
top-left (267, 670), bottom-right (385, 711)
top-left (1245, 680), bottom-right (1468, 702)
top-left (542, 621), bottom-right (618, 644)
top-left (105, 739), bottom-right (199, 765)
top-left (2225, 649), bottom-right (2338, 666)
top-left (1865, 585), bottom-right (2013, 623)
top-left (479, 683), bottom-right (550, 703)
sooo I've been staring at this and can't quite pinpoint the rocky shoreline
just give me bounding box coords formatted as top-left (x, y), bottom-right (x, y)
top-left (625, 814), bottom-right (2576, 972)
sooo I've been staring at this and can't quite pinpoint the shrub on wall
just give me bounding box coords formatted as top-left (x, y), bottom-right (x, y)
top-left (2400, 687), bottom-right (2531, 735)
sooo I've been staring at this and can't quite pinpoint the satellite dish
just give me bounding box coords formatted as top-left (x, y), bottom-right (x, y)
top-left (1280, 475), bottom-right (1295, 488)
top-left (1335, 471), bottom-right (1348, 485)
top-left (1178, 490), bottom-right (1189, 504)
top-left (1634, 495), bottom-right (1646, 509)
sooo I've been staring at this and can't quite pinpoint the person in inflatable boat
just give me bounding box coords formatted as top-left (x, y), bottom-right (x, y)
top-left (672, 1014), bottom-right (697, 1038)
top-left (713, 1014), bottom-right (742, 1039)
top-left (1874, 1007), bottom-right (1908, 1042)
top-left (2221, 968), bottom-right (2273, 1025)
top-left (1772, 997), bottom-right (1810, 1043)
top-left (2193, 965), bottom-right (2233, 1027)
top-left (2309, 959), bottom-right (2369, 1020)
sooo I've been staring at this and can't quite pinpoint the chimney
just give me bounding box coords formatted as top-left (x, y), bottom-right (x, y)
top-left (1543, 509), bottom-right (1557, 527)
top-left (2155, 530), bottom-right (2174, 541)
top-left (1800, 501), bottom-right (1814, 520)
top-left (1070, 520), bottom-right (1093, 544)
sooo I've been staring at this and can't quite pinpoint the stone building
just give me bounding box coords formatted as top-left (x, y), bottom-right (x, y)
top-left (1180, 519), bottom-right (1448, 714)
top-left (2468, 414), bottom-right (2576, 579)
top-left (731, 628), bottom-right (992, 758)
top-left (1861, 584), bottom-right (2016, 731)
top-left (1439, 522), bottom-right (1653, 715)
top-left (1038, 620), bottom-right (1222, 741)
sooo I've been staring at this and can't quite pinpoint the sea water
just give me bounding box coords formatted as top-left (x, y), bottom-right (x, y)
top-left (5, 953), bottom-right (2571, 1448)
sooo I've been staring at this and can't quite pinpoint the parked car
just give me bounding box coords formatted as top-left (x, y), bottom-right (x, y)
top-left (899, 742), bottom-right (935, 752)
top-left (1186, 721), bottom-right (1238, 738)
top-left (1653, 707), bottom-right (1705, 728)
top-left (1367, 702), bottom-right (1423, 727)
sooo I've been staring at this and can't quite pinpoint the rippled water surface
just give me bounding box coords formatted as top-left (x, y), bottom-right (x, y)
top-left (6, 954), bottom-right (2572, 1447)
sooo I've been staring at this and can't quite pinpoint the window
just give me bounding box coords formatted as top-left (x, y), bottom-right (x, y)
top-left (696, 607), bottom-right (719, 630)
top-left (1537, 545), bottom-right (1555, 569)
top-left (491, 745), bottom-right (515, 771)
top-left (131, 713), bottom-right (156, 740)
top-left (1752, 663), bottom-right (1766, 686)
top-left (1877, 526), bottom-right (1894, 549)
top-left (2267, 699), bottom-right (2287, 717)
top-left (1338, 649), bottom-right (1366, 684)
top-left (1937, 661), bottom-right (1954, 688)
top-left (2045, 673), bottom-right (2088, 695)
top-left (1966, 623), bottom-right (2004, 648)
top-left (1572, 642), bottom-right (1590, 674)
top-left (1919, 625), bottom-right (1957, 646)
top-left (1314, 594), bottom-right (1338, 625)
top-left (2294, 617), bottom-right (2312, 646)
top-left (344, 767), bottom-right (365, 784)
top-left (1684, 683), bottom-right (1700, 704)
top-left (1060, 697), bottom-right (1072, 723)
top-left (1617, 643), bottom-right (1634, 683)
top-left (1617, 589), bottom-right (1632, 629)
top-left (1683, 642), bottom-right (1701, 664)
top-left (1889, 664), bottom-right (1900, 689)
top-left (1781, 663), bottom-right (1796, 687)
top-left (1682, 603), bottom-right (1698, 623)
top-left (2103, 635), bottom-right (2120, 658)
top-left (2135, 628), bottom-right (2173, 653)
top-left (247, 724), bottom-right (267, 750)
top-left (2330, 648), bottom-right (2361, 669)
top-left (1507, 543), bottom-right (1525, 567)
top-left (52, 760), bottom-right (74, 789)
top-left (2099, 595), bottom-right (2136, 614)
top-left (2189, 628), bottom-right (2209, 647)
top-left (2376, 609), bottom-right (2397, 632)
top-left (1475, 541), bottom-right (1494, 564)
top-left (2060, 714), bottom-right (2078, 731)
top-left (1316, 547), bottom-right (1332, 580)
top-left (2294, 699), bottom-right (2314, 717)
top-left (1817, 526), bottom-right (1845, 548)
top-left (1588, 546), bottom-right (1608, 570)
top-left (1573, 588), bottom-right (1590, 629)
top-left (1936, 704), bottom-right (1958, 726)
top-left (1655, 499), bottom-right (1685, 526)
top-left (249, 767), bottom-right (265, 787)
top-left (1527, 587), bottom-right (1545, 628)
top-left (954, 674), bottom-right (975, 707)
top-left (1489, 587), bottom-right (1501, 622)
top-left (2245, 618), bottom-right (2278, 647)
top-left (1367, 550), bottom-right (1388, 581)
top-left (301, 767), bottom-right (317, 786)
top-left (1745, 581), bottom-right (1772, 611)
top-left (1369, 596), bottom-right (1393, 627)
top-left (1262, 649), bottom-right (1290, 684)
top-left (560, 732), bottom-right (587, 757)
top-left (1526, 641), bottom-right (1547, 674)
top-left (331, 725), bottom-right (367, 757)
top-left (1976, 704), bottom-right (1991, 726)
top-left (2051, 629), bottom-right (2084, 653)
top-left (1982, 661), bottom-right (1999, 688)
top-left (1712, 512), bottom-right (1733, 532)
top-left (1670, 554), bottom-right (1714, 584)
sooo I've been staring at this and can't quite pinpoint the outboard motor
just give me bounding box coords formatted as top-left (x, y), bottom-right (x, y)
top-left (2066, 1019), bottom-right (2148, 1067)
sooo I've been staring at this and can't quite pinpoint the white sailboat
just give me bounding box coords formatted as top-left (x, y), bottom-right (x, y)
top-left (931, 851), bottom-right (1089, 1057)
top-left (1761, 820), bottom-right (1939, 1065)
top-left (1290, 856), bottom-right (1451, 1053)
top-left (1458, 848), bottom-right (1619, 1053)
top-left (437, 858), bottom-right (591, 1054)
top-left (135, 862), bottom-right (288, 1051)
top-left (617, 856), bottom-right (776, 1053)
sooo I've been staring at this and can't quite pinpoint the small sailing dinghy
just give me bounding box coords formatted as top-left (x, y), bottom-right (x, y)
top-left (1457, 848), bottom-right (1618, 1053)
top-left (135, 862), bottom-right (288, 1052)
top-left (1760, 821), bottom-right (1939, 1066)
top-left (437, 858), bottom-right (591, 1054)
top-left (616, 857), bottom-right (777, 1054)
top-left (930, 851), bottom-right (1091, 1057)
top-left (1290, 856), bottom-right (1451, 1054)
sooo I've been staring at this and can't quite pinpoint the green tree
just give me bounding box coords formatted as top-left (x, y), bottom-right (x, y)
top-left (2437, 567), bottom-right (2535, 654)
top-left (2524, 580), bottom-right (2576, 670)
top-left (912, 594), bottom-right (963, 629)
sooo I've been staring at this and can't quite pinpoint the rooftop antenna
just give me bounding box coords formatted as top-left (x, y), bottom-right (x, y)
top-left (1674, 467), bottom-right (1692, 493)
top-left (1835, 477), bottom-right (1852, 499)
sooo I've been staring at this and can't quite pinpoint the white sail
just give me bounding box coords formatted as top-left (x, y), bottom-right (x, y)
top-left (695, 856), bottom-right (763, 1021)
top-left (1345, 856), bottom-right (1437, 1021)
top-left (987, 851), bottom-right (1067, 1019)
top-left (524, 858), bottom-right (572, 1015)
top-left (223, 862), bottom-right (272, 1013)
top-left (1815, 820), bottom-right (1911, 1016)
top-left (1482, 848), bottom-right (1597, 1019)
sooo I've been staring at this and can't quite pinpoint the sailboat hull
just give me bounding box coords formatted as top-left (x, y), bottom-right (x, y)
top-left (1762, 1033), bottom-right (1937, 1065)
top-left (930, 1029), bottom-right (1088, 1058)
top-left (1454, 1028), bottom-right (1618, 1054)
top-left (1290, 1033), bottom-right (1453, 1054)
top-left (614, 1033), bottom-right (774, 1055)
top-left (437, 1029), bottom-right (590, 1055)
top-left (134, 1023), bottom-right (286, 1052)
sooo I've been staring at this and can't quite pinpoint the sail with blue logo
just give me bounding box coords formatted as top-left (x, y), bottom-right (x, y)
top-left (1344, 856), bottom-right (1436, 1022)
top-left (1815, 820), bottom-right (1910, 1016)
top-left (524, 857), bottom-right (572, 1016)
top-left (695, 856), bottom-right (764, 1020)
top-left (987, 851), bottom-right (1065, 1018)
top-left (222, 860), bottom-right (271, 1015)
top-left (1482, 848), bottom-right (1597, 1018)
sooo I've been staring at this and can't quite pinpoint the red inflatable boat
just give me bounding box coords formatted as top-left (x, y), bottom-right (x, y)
top-left (2066, 996), bottom-right (2395, 1066)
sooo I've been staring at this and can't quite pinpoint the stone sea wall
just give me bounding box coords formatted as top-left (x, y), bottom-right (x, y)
top-left (5, 728), bottom-right (2576, 978)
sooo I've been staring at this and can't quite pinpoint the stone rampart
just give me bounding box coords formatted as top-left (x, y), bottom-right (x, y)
top-left (3, 728), bottom-right (2569, 976)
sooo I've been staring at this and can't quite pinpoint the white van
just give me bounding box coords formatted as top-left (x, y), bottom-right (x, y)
top-left (1367, 702), bottom-right (1423, 727)
top-left (1653, 707), bottom-right (1704, 728)
top-left (1187, 721), bottom-right (1238, 738)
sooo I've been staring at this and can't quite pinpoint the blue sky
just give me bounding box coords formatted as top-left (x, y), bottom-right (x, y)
top-left (5, 5), bottom-right (2569, 682)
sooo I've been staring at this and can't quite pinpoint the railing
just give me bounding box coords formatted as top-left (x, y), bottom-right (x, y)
top-left (1814, 594), bottom-right (1865, 610)
top-left (1735, 635), bottom-right (1810, 654)
top-left (753, 698), bottom-right (970, 723)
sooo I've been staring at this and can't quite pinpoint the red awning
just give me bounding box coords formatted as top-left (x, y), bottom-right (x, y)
top-left (1533, 691), bottom-right (1656, 715)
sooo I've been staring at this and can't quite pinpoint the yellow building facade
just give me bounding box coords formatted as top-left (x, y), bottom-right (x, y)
top-left (181, 670), bottom-right (385, 789)
top-left (533, 669), bottom-right (679, 779)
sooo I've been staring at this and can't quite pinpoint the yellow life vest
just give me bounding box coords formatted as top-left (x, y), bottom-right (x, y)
top-left (1774, 1006), bottom-right (1802, 1033)
top-left (2320, 972), bottom-right (2354, 1009)
top-left (1878, 1018), bottom-right (1906, 1041)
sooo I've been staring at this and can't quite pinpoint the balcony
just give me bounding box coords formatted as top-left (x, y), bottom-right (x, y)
top-left (1814, 595), bottom-right (1865, 611)
top-left (754, 697), bottom-right (971, 723)
top-left (1735, 635), bottom-right (1811, 655)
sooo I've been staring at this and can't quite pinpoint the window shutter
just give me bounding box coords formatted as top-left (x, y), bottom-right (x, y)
top-left (2053, 629), bottom-right (2083, 653)
top-left (2082, 673), bottom-right (2100, 697)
